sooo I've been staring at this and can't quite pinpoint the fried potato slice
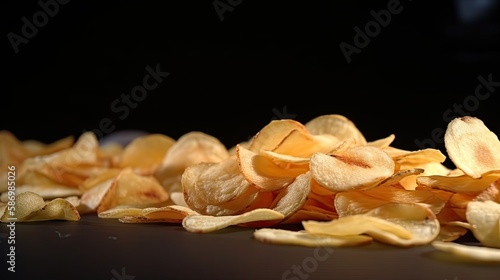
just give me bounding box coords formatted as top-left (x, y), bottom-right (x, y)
top-left (271, 171), bottom-right (312, 222)
top-left (182, 156), bottom-right (256, 215)
top-left (97, 168), bottom-right (169, 213)
top-left (334, 184), bottom-right (447, 217)
top-left (26, 197), bottom-right (80, 222)
top-left (366, 134), bottom-right (395, 148)
top-left (444, 116), bottom-right (500, 178)
top-left (270, 129), bottom-right (339, 158)
top-left (303, 203), bottom-right (440, 247)
top-left (432, 241), bottom-right (500, 262)
top-left (155, 131), bottom-right (229, 193)
top-left (303, 214), bottom-right (413, 240)
top-left (416, 170), bottom-right (500, 193)
top-left (236, 144), bottom-right (304, 191)
top-left (99, 205), bottom-right (198, 223)
top-left (0, 191), bottom-right (46, 222)
top-left (248, 119), bottom-right (309, 153)
top-left (182, 208), bottom-right (285, 233)
top-left (310, 146), bottom-right (395, 192)
top-left (304, 114), bottom-right (367, 146)
top-left (465, 200), bottom-right (500, 248)
top-left (253, 228), bottom-right (373, 247)
top-left (118, 133), bottom-right (175, 174)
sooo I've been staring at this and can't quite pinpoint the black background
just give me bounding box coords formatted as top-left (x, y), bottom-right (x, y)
top-left (3, 0), bottom-right (500, 168)
top-left (2, 2), bottom-right (500, 280)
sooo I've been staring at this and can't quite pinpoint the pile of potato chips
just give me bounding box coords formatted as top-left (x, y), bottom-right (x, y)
top-left (1, 114), bottom-right (500, 262)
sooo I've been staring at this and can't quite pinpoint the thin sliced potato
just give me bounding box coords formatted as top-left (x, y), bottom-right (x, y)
top-left (253, 228), bottom-right (373, 247)
top-left (182, 208), bottom-right (285, 233)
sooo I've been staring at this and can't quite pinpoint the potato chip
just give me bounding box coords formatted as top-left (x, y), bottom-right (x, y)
top-left (304, 114), bottom-right (367, 146)
top-left (303, 203), bottom-right (440, 247)
top-left (444, 116), bottom-right (500, 178)
top-left (253, 228), bottom-right (373, 247)
top-left (99, 205), bottom-right (198, 223)
top-left (182, 208), bottom-right (285, 233)
top-left (366, 134), bottom-right (395, 148)
top-left (0, 191), bottom-right (46, 222)
top-left (248, 119), bottom-right (309, 153)
top-left (310, 146), bottom-right (395, 192)
top-left (118, 133), bottom-right (175, 174)
top-left (334, 184), bottom-right (446, 217)
top-left (416, 170), bottom-right (500, 193)
top-left (270, 129), bottom-right (339, 158)
top-left (432, 241), bottom-right (500, 262)
top-left (236, 144), bottom-right (303, 191)
top-left (465, 200), bottom-right (500, 248)
top-left (26, 197), bottom-right (80, 222)
top-left (155, 131), bottom-right (229, 193)
top-left (271, 171), bottom-right (311, 221)
top-left (182, 156), bottom-right (257, 215)
top-left (302, 214), bottom-right (413, 240)
top-left (97, 168), bottom-right (169, 213)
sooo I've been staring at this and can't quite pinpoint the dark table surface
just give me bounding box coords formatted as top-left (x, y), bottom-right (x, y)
top-left (1, 214), bottom-right (499, 280)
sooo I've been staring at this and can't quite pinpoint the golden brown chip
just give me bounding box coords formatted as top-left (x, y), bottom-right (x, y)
top-left (432, 241), bottom-right (500, 262)
top-left (465, 200), bottom-right (500, 248)
top-left (26, 198), bottom-right (80, 222)
top-left (155, 131), bottom-right (229, 193)
top-left (236, 144), bottom-right (303, 191)
top-left (182, 156), bottom-right (256, 216)
top-left (444, 116), bottom-right (500, 178)
top-left (248, 119), bottom-right (309, 153)
top-left (182, 208), bottom-right (285, 233)
top-left (253, 228), bottom-right (373, 247)
top-left (310, 146), bottom-right (395, 192)
top-left (304, 114), bottom-right (367, 146)
top-left (0, 191), bottom-right (46, 222)
top-left (97, 168), bottom-right (169, 213)
top-left (118, 133), bottom-right (175, 174)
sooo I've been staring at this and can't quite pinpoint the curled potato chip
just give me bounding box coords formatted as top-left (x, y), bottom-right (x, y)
top-left (182, 156), bottom-right (257, 216)
top-left (97, 168), bottom-right (169, 213)
top-left (465, 200), bottom-right (500, 248)
top-left (444, 116), bottom-right (500, 178)
top-left (416, 170), bottom-right (500, 193)
top-left (432, 241), bottom-right (500, 262)
top-left (334, 184), bottom-right (446, 218)
top-left (26, 198), bottom-right (80, 222)
top-left (271, 171), bottom-right (311, 221)
top-left (0, 191), bottom-right (46, 222)
top-left (236, 144), bottom-right (303, 191)
top-left (363, 203), bottom-right (441, 246)
top-left (0, 191), bottom-right (79, 222)
top-left (303, 203), bottom-right (440, 247)
top-left (182, 208), bottom-right (285, 233)
top-left (304, 114), bottom-right (367, 146)
top-left (310, 146), bottom-right (395, 192)
top-left (302, 214), bottom-right (413, 240)
top-left (253, 228), bottom-right (373, 247)
top-left (118, 133), bottom-right (175, 174)
top-left (248, 119), bottom-right (309, 153)
top-left (99, 205), bottom-right (199, 223)
top-left (366, 134), bottom-right (395, 148)
top-left (155, 131), bottom-right (229, 193)
top-left (270, 129), bottom-right (339, 158)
